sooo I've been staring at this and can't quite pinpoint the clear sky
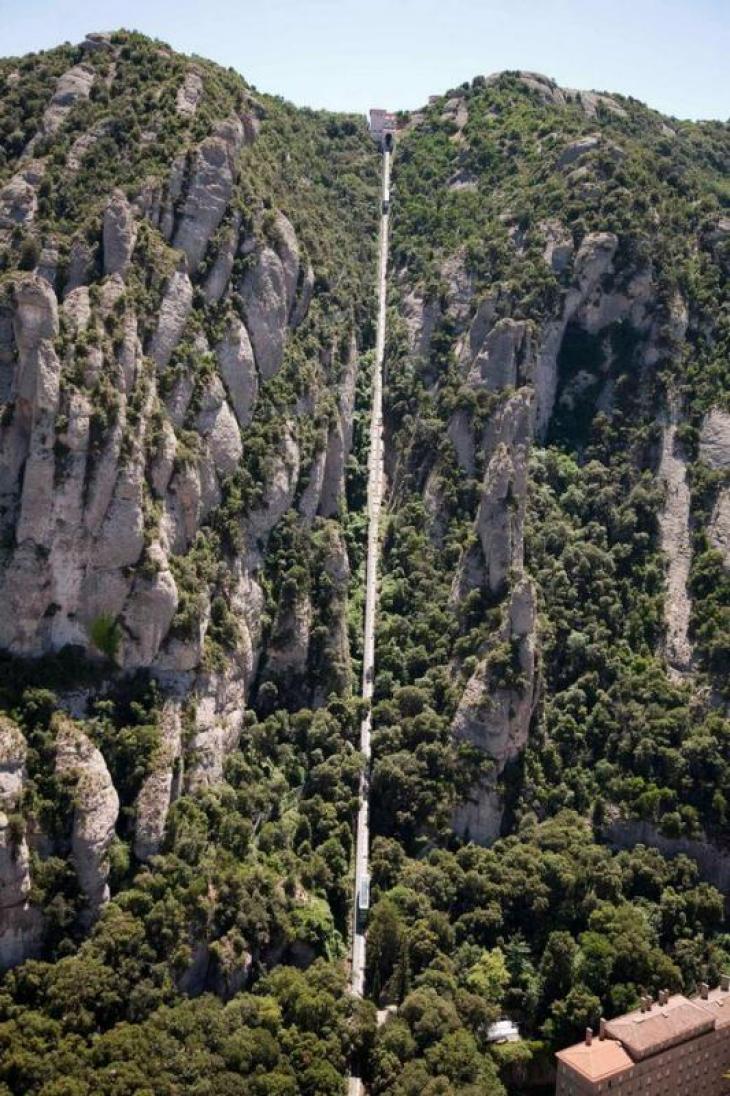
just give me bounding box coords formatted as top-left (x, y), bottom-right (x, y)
top-left (1, 0), bottom-right (729, 121)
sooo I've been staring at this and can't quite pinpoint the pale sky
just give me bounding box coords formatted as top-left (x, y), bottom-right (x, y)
top-left (1, 0), bottom-right (728, 121)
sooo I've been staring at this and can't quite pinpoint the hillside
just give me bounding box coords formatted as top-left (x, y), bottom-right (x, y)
top-left (0, 35), bottom-right (729, 1096)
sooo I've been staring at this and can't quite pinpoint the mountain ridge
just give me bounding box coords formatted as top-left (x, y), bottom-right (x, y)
top-left (0, 28), bottom-right (728, 1096)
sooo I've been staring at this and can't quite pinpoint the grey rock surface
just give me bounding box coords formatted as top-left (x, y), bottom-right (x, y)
top-left (103, 190), bottom-right (137, 276)
top-left (172, 118), bottom-right (245, 272)
top-left (700, 409), bottom-right (730, 470)
top-left (55, 717), bottom-right (119, 917)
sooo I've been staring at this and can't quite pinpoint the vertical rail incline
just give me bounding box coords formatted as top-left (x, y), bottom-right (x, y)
top-left (348, 146), bottom-right (390, 1096)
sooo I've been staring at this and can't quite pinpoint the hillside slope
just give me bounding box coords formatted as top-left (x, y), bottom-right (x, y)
top-left (0, 39), bottom-right (729, 1096)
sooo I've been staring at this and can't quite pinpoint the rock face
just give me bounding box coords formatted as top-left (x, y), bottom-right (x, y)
top-left (700, 410), bottom-right (730, 470)
top-left (701, 409), bottom-right (730, 568)
top-left (55, 717), bottom-right (119, 917)
top-left (103, 190), bottom-right (137, 276)
top-left (710, 491), bottom-right (730, 567)
top-left (658, 415), bottom-right (693, 673)
top-left (172, 118), bottom-right (246, 272)
top-left (134, 701), bottom-right (183, 861)
top-left (0, 162), bottom-right (44, 243)
top-left (452, 578), bottom-right (539, 844)
top-left (320, 337), bottom-right (359, 517)
top-left (176, 69), bottom-right (204, 117)
top-left (396, 214), bottom-right (670, 843)
top-left (149, 268), bottom-right (193, 368)
top-left (0, 31), bottom-right (369, 987)
top-left (240, 247), bottom-right (290, 380)
top-left (466, 318), bottom-right (531, 391)
top-left (38, 63), bottom-right (96, 139)
top-left (533, 231), bottom-right (619, 438)
top-left (604, 816), bottom-right (730, 894)
top-left (0, 717), bottom-right (44, 969)
top-left (216, 318), bottom-right (258, 427)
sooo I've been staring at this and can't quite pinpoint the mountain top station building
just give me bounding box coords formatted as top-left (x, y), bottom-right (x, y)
top-left (556, 980), bottom-right (730, 1094)
top-left (369, 109), bottom-right (396, 149)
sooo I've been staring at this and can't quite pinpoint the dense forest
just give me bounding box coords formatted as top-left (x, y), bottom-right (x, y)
top-left (0, 32), bottom-right (729, 1095)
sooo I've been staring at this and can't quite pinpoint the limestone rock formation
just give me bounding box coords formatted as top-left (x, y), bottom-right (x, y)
top-left (0, 811), bottom-right (44, 970)
top-left (39, 63), bottom-right (95, 139)
top-left (176, 69), bottom-right (204, 117)
top-left (0, 717), bottom-right (26, 806)
top-left (216, 317), bottom-right (258, 427)
top-left (320, 337), bottom-right (359, 517)
top-left (452, 578), bottom-right (539, 844)
top-left (240, 247), bottom-right (290, 380)
top-left (710, 491), bottom-right (730, 567)
top-left (103, 190), bottom-right (137, 276)
top-left (203, 213), bottom-right (241, 304)
top-left (0, 161), bottom-right (44, 242)
top-left (466, 317), bottom-right (532, 391)
top-left (185, 666), bottom-right (247, 792)
top-left (148, 267), bottom-right (193, 368)
top-left (134, 700), bottom-right (183, 861)
top-left (700, 409), bottom-right (730, 470)
top-left (658, 415), bottom-right (693, 673)
top-left (55, 717), bottom-right (119, 916)
top-left (541, 219), bottom-right (574, 273)
top-left (172, 117), bottom-right (246, 272)
top-left (0, 718), bottom-right (43, 968)
top-left (196, 378), bottom-right (243, 477)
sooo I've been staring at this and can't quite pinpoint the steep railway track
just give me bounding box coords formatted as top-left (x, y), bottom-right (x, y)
top-left (348, 143), bottom-right (391, 1096)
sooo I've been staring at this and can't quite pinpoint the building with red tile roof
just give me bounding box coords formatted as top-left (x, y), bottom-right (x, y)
top-left (556, 980), bottom-right (730, 1094)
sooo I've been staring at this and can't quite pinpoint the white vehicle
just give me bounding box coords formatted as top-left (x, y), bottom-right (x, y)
top-left (358, 875), bottom-right (370, 912)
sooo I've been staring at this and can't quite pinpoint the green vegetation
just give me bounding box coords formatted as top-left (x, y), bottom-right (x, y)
top-left (89, 614), bottom-right (122, 662)
top-left (1, 37), bottom-right (730, 1096)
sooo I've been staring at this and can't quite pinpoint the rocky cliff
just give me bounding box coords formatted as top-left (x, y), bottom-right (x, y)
top-left (0, 30), bottom-right (377, 969)
top-left (377, 69), bottom-right (730, 850)
top-left (0, 34), bottom-right (729, 1096)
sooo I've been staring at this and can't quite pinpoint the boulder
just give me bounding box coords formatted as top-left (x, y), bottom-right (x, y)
top-left (0, 163), bottom-right (42, 235)
top-left (556, 133), bottom-right (601, 170)
top-left (541, 219), bottom-right (574, 273)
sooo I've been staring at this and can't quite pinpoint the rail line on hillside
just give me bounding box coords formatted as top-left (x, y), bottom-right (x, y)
top-left (348, 144), bottom-right (391, 1096)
